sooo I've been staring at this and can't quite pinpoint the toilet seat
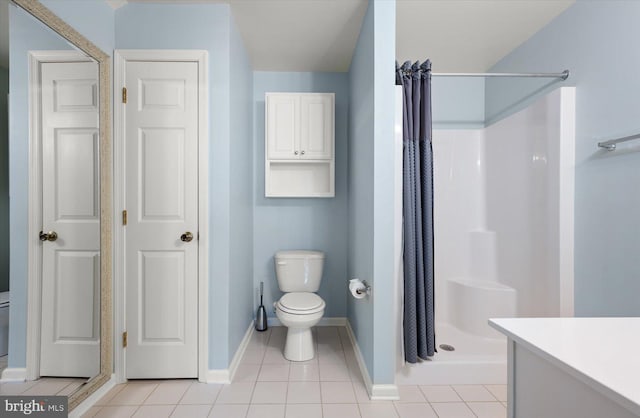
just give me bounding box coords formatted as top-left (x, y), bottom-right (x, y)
top-left (277, 292), bottom-right (325, 315)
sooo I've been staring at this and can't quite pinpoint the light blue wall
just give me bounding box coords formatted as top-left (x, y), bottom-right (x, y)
top-left (347, 0), bottom-right (397, 384)
top-left (488, 1), bottom-right (640, 316)
top-left (348, 0), bottom-right (375, 380)
top-left (40, 0), bottom-right (115, 53)
top-left (116, 2), bottom-right (253, 368)
top-left (8, 4), bottom-right (76, 368)
top-left (228, 14), bottom-right (255, 362)
top-left (432, 77), bottom-right (485, 129)
top-left (484, 76), bottom-right (566, 126)
top-left (252, 72), bottom-right (349, 320)
top-left (371, 0), bottom-right (397, 385)
top-left (0, 66), bottom-right (8, 293)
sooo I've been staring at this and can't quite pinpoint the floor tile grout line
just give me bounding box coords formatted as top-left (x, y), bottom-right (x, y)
top-left (171, 379), bottom-right (195, 405)
top-left (451, 383), bottom-right (499, 403)
top-left (84, 326), bottom-right (506, 417)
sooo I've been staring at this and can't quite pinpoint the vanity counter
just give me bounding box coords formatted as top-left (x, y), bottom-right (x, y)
top-left (490, 317), bottom-right (640, 418)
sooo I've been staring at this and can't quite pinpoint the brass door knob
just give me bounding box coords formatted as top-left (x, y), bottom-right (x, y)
top-left (39, 231), bottom-right (58, 242)
top-left (180, 232), bottom-right (194, 242)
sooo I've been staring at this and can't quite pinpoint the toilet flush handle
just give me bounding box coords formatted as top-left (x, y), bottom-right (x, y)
top-left (277, 261), bottom-right (287, 266)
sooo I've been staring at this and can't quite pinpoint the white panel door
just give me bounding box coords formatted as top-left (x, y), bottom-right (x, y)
top-left (266, 94), bottom-right (299, 159)
top-left (125, 61), bottom-right (199, 378)
top-left (300, 94), bottom-right (333, 160)
top-left (40, 61), bottom-right (100, 377)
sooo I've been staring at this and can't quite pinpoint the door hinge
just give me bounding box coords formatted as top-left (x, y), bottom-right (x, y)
top-left (122, 331), bottom-right (128, 348)
top-left (122, 210), bottom-right (127, 226)
top-left (122, 87), bottom-right (127, 104)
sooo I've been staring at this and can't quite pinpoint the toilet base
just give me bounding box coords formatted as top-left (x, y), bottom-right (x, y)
top-left (284, 328), bottom-right (315, 361)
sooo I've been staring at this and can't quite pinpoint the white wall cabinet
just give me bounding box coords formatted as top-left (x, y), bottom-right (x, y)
top-left (265, 92), bottom-right (335, 197)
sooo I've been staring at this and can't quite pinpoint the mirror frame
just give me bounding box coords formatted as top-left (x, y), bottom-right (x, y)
top-left (11, 0), bottom-right (112, 410)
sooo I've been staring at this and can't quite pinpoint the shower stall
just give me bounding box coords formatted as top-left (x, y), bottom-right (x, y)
top-left (395, 84), bottom-right (576, 385)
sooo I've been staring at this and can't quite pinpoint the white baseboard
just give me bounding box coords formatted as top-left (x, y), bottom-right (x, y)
top-left (267, 316), bottom-right (347, 327)
top-left (370, 383), bottom-right (400, 400)
top-left (1, 368), bottom-right (27, 382)
top-left (69, 374), bottom-right (116, 418)
top-left (206, 322), bottom-right (254, 384)
top-left (205, 369), bottom-right (230, 384)
top-left (345, 321), bottom-right (399, 400)
top-left (228, 323), bottom-right (254, 382)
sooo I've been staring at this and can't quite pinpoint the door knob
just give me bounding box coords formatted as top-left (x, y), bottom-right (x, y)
top-left (39, 231), bottom-right (58, 242)
top-left (180, 232), bottom-right (194, 242)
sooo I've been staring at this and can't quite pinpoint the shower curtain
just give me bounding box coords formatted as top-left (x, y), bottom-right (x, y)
top-left (396, 60), bottom-right (436, 362)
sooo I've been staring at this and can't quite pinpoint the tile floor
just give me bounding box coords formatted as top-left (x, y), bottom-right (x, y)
top-left (81, 326), bottom-right (506, 417)
top-left (0, 376), bottom-right (87, 396)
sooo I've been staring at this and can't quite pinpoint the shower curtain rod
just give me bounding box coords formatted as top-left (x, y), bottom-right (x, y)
top-left (431, 70), bottom-right (570, 80)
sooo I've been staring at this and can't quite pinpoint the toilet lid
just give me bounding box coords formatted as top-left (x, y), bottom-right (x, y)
top-left (278, 292), bottom-right (325, 312)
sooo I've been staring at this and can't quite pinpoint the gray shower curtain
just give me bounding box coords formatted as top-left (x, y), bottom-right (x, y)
top-left (396, 60), bottom-right (436, 363)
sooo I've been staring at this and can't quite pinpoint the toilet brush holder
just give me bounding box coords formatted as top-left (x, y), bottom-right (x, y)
top-left (255, 282), bottom-right (268, 332)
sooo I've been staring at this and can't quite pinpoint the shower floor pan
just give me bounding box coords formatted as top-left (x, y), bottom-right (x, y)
top-left (396, 322), bottom-right (507, 385)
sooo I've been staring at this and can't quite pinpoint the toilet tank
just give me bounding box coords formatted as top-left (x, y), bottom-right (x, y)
top-left (275, 250), bottom-right (325, 292)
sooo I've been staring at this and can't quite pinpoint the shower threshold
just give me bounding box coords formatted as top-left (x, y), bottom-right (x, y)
top-left (396, 322), bottom-right (507, 385)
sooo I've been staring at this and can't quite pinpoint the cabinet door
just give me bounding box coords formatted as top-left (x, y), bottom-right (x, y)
top-left (267, 94), bottom-right (300, 159)
top-left (300, 94), bottom-right (333, 159)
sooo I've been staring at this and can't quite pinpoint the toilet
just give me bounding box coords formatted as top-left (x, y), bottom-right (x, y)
top-left (274, 250), bottom-right (325, 361)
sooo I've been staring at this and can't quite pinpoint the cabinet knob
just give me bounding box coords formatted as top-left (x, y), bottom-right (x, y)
top-left (301, 150), bottom-right (305, 155)
top-left (294, 151), bottom-right (299, 155)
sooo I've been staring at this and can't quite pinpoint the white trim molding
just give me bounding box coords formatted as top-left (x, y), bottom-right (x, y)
top-left (206, 323), bottom-right (254, 384)
top-left (1, 368), bottom-right (27, 382)
top-left (346, 321), bottom-right (399, 400)
top-left (25, 51), bottom-right (94, 383)
top-left (113, 50), bottom-right (209, 383)
top-left (68, 374), bottom-right (116, 418)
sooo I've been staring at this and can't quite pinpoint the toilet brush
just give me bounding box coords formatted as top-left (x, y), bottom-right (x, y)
top-left (255, 282), bottom-right (268, 332)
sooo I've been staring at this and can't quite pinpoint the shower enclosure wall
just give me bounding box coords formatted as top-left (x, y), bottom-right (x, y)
top-left (396, 86), bottom-right (575, 385)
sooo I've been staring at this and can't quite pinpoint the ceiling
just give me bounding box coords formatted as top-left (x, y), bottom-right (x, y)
top-left (128, 0), bottom-right (369, 72)
top-left (227, 0), bottom-right (368, 72)
top-left (222, 0), bottom-right (574, 72)
top-left (2, 0), bottom-right (576, 72)
top-left (396, 0), bottom-right (574, 72)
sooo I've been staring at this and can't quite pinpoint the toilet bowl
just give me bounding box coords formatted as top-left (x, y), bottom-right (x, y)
top-left (274, 250), bottom-right (325, 361)
top-left (275, 292), bottom-right (325, 361)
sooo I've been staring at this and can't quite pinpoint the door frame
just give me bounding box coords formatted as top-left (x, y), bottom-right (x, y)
top-left (25, 50), bottom-right (96, 381)
top-left (113, 50), bottom-right (209, 382)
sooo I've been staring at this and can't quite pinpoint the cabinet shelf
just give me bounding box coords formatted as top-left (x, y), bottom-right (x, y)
top-left (265, 92), bottom-right (335, 198)
top-left (266, 161), bottom-right (334, 198)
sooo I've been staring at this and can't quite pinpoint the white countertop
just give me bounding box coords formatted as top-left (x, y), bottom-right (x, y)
top-left (490, 317), bottom-right (640, 416)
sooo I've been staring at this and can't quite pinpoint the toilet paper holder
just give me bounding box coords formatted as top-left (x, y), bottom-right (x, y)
top-left (357, 280), bottom-right (371, 295)
top-left (350, 278), bottom-right (371, 296)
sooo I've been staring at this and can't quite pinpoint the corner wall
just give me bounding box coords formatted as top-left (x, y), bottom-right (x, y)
top-left (228, 13), bottom-right (255, 362)
top-left (252, 72), bottom-right (349, 320)
top-left (487, 1), bottom-right (640, 316)
top-left (0, 66), bottom-right (8, 293)
top-left (348, 0), bottom-right (397, 386)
